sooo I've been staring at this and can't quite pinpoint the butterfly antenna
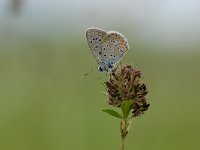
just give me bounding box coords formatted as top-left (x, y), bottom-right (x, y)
top-left (84, 68), bottom-right (94, 76)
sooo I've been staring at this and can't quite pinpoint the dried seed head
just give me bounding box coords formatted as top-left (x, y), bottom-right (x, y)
top-left (105, 65), bottom-right (150, 117)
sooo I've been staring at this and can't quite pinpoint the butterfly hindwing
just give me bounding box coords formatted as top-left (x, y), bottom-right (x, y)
top-left (101, 32), bottom-right (129, 66)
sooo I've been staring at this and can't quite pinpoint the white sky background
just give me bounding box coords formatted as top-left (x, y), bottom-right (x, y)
top-left (0, 0), bottom-right (200, 51)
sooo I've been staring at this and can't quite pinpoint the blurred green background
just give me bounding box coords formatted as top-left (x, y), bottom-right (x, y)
top-left (0, 0), bottom-right (200, 150)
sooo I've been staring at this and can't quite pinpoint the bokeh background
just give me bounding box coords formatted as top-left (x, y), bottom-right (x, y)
top-left (0, 0), bottom-right (200, 150)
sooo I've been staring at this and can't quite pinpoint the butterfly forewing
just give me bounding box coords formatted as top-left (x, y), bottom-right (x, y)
top-left (86, 28), bottom-right (107, 64)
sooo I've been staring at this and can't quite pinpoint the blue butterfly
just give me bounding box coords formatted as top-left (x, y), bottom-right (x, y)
top-left (86, 27), bottom-right (129, 72)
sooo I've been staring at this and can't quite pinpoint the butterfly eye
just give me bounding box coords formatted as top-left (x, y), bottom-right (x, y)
top-left (98, 66), bottom-right (103, 72)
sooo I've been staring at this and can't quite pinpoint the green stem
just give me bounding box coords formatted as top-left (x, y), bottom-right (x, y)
top-left (120, 119), bottom-right (127, 150)
top-left (120, 137), bottom-right (125, 150)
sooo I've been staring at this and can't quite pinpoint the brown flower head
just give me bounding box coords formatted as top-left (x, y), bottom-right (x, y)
top-left (105, 65), bottom-right (150, 117)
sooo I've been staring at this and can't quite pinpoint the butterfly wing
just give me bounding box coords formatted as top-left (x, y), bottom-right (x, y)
top-left (86, 28), bottom-right (107, 64)
top-left (101, 31), bottom-right (129, 67)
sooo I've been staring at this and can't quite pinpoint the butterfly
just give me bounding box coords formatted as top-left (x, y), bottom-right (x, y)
top-left (86, 27), bottom-right (129, 72)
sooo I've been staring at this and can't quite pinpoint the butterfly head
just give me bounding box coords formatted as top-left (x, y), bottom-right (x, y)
top-left (98, 66), bottom-right (104, 72)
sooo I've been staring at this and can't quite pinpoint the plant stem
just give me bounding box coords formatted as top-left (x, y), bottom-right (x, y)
top-left (120, 119), bottom-right (127, 150)
top-left (120, 137), bottom-right (125, 150)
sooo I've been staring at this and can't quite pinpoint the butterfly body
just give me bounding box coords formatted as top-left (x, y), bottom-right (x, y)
top-left (86, 27), bottom-right (129, 72)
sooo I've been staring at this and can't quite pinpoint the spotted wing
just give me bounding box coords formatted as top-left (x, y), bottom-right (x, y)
top-left (101, 31), bottom-right (129, 66)
top-left (86, 28), bottom-right (107, 64)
